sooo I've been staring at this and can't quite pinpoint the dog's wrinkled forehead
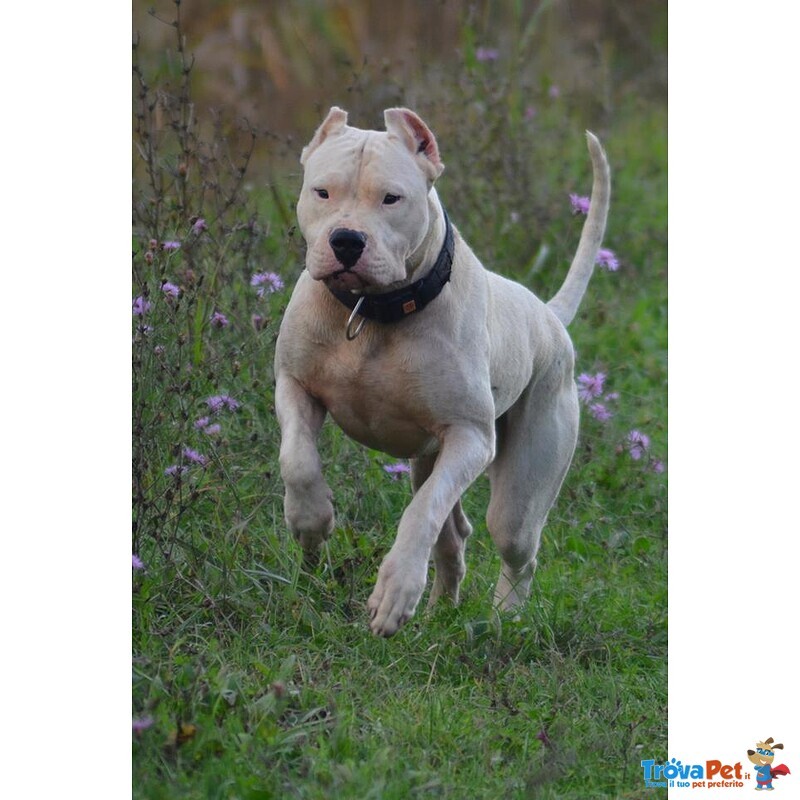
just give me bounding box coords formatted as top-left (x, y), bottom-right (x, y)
top-left (302, 127), bottom-right (385, 169)
top-left (302, 130), bottom-right (426, 197)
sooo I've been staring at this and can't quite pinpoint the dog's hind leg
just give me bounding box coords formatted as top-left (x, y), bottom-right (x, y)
top-left (412, 455), bottom-right (474, 608)
top-left (487, 365), bottom-right (579, 610)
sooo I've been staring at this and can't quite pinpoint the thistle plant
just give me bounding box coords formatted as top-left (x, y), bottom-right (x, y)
top-left (132, 2), bottom-right (291, 561)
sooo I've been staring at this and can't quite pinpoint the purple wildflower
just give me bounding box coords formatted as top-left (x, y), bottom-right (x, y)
top-left (383, 462), bottom-right (411, 480)
top-left (577, 372), bottom-right (605, 404)
top-left (203, 423), bottom-right (222, 436)
top-left (164, 465), bottom-right (189, 477)
top-left (132, 716), bottom-right (154, 734)
top-left (132, 554), bottom-right (144, 570)
top-left (476, 47), bottom-right (499, 62)
top-left (192, 218), bottom-right (207, 234)
top-left (132, 296), bottom-right (151, 316)
top-left (194, 417), bottom-right (211, 430)
top-left (604, 392), bottom-right (620, 402)
top-left (161, 281), bottom-right (180, 299)
top-left (251, 314), bottom-right (267, 332)
top-left (627, 430), bottom-right (651, 461)
top-left (206, 395), bottom-right (240, 413)
top-left (548, 85), bottom-right (561, 99)
top-left (569, 193), bottom-right (590, 215)
top-left (251, 272), bottom-right (285, 296)
top-left (161, 241), bottom-right (181, 251)
top-left (596, 248), bottom-right (619, 272)
top-left (588, 403), bottom-right (613, 422)
top-left (651, 459), bottom-right (665, 474)
top-left (210, 311), bottom-right (229, 329)
top-left (182, 447), bottom-right (209, 466)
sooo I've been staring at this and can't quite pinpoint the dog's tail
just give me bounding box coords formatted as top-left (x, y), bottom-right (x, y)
top-left (547, 132), bottom-right (611, 327)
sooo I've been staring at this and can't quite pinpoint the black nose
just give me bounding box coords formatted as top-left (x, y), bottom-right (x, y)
top-left (329, 228), bottom-right (367, 269)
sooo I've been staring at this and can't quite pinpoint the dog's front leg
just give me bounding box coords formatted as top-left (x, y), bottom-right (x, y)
top-left (367, 424), bottom-right (495, 636)
top-left (275, 372), bottom-right (334, 559)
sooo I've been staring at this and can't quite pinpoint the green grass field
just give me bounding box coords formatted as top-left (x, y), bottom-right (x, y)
top-left (133, 9), bottom-right (666, 797)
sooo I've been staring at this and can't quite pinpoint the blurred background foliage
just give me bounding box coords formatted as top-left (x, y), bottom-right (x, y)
top-left (133, 0), bottom-right (666, 172)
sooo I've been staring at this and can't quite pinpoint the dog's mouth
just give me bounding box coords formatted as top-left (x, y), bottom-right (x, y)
top-left (323, 269), bottom-right (370, 293)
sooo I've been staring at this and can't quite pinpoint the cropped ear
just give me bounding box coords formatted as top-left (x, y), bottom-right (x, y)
top-left (300, 106), bottom-right (348, 165)
top-left (383, 107), bottom-right (445, 181)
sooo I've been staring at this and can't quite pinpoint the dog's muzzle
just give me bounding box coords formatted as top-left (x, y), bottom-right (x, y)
top-left (329, 228), bottom-right (367, 269)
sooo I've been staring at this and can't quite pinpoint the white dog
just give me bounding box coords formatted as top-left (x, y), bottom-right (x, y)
top-left (275, 107), bottom-right (610, 636)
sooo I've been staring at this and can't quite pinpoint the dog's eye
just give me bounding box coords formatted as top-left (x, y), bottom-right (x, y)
top-left (314, 188), bottom-right (329, 199)
top-left (383, 193), bottom-right (401, 205)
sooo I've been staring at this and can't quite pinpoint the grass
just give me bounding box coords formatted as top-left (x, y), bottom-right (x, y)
top-left (133, 6), bottom-right (666, 798)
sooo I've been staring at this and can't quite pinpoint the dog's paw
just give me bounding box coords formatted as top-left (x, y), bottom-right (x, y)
top-left (493, 564), bottom-right (534, 611)
top-left (284, 485), bottom-right (334, 551)
top-left (366, 556), bottom-right (426, 637)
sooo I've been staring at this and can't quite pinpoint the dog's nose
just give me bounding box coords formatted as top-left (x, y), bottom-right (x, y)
top-left (329, 228), bottom-right (367, 269)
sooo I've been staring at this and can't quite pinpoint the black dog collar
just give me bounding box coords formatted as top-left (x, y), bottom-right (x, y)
top-left (328, 210), bottom-right (454, 325)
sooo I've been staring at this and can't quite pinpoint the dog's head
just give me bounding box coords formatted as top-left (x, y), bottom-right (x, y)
top-left (747, 737), bottom-right (783, 766)
top-left (296, 106), bottom-right (445, 293)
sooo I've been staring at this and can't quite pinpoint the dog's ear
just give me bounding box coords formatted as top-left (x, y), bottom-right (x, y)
top-left (301, 106), bottom-right (348, 165)
top-left (384, 108), bottom-right (445, 181)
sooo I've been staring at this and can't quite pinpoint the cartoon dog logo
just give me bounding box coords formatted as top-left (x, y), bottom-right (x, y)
top-left (747, 737), bottom-right (791, 791)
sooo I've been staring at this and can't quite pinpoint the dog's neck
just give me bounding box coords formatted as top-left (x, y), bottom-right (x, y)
top-left (405, 188), bottom-right (448, 284)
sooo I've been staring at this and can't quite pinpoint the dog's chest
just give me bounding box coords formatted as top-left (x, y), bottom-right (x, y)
top-left (298, 336), bottom-right (440, 458)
